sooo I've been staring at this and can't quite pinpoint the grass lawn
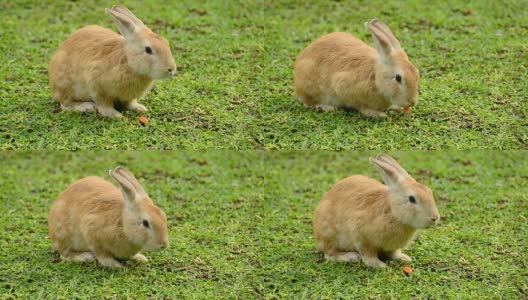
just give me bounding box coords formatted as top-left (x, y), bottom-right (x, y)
top-left (0, 0), bottom-right (526, 149)
top-left (0, 151), bottom-right (526, 298)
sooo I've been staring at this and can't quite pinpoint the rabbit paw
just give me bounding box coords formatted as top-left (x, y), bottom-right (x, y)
top-left (359, 108), bottom-right (387, 118)
top-left (130, 253), bottom-right (148, 263)
top-left (390, 250), bottom-right (413, 263)
top-left (362, 256), bottom-right (387, 268)
top-left (98, 107), bottom-right (123, 119)
top-left (388, 105), bottom-right (404, 112)
top-left (326, 252), bottom-right (360, 262)
top-left (61, 102), bottom-right (96, 112)
top-left (314, 104), bottom-right (337, 112)
top-left (71, 252), bottom-right (95, 263)
top-left (127, 101), bottom-right (149, 113)
top-left (97, 256), bottom-right (124, 268)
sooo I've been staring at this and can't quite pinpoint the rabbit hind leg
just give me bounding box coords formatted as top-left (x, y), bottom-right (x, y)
top-left (61, 101), bottom-right (96, 112)
top-left (325, 251), bottom-right (361, 262)
top-left (321, 243), bottom-right (360, 263)
top-left (60, 250), bottom-right (95, 263)
top-left (358, 108), bottom-right (387, 118)
top-left (54, 89), bottom-right (96, 112)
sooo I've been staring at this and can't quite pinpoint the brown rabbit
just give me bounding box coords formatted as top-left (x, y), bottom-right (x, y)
top-left (48, 166), bottom-right (169, 268)
top-left (313, 154), bottom-right (439, 268)
top-left (294, 19), bottom-right (420, 118)
top-left (48, 5), bottom-right (176, 118)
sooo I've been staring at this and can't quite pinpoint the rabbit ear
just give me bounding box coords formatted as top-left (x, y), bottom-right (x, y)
top-left (369, 157), bottom-right (403, 188)
top-left (114, 167), bottom-right (147, 197)
top-left (105, 8), bottom-right (138, 40)
top-left (366, 19), bottom-right (393, 63)
top-left (111, 5), bottom-right (145, 28)
top-left (109, 166), bottom-right (145, 205)
top-left (370, 20), bottom-right (401, 50)
top-left (375, 154), bottom-right (410, 178)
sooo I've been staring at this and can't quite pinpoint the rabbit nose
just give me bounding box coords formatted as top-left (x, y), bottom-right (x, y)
top-left (168, 68), bottom-right (173, 73)
top-left (431, 216), bottom-right (440, 224)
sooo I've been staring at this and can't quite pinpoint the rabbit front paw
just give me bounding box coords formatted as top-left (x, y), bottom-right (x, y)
top-left (130, 253), bottom-right (148, 263)
top-left (127, 100), bottom-right (148, 113)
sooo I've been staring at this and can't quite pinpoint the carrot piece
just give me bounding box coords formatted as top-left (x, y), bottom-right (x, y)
top-left (139, 116), bottom-right (149, 126)
top-left (403, 266), bottom-right (413, 276)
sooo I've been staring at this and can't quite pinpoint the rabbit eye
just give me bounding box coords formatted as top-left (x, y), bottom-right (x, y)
top-left (145, 47), bottom-right (153, 54)
top-left (395, 74), bottom-right (402, 83)
top-left (142, 219), bottom-right (150, 228)
top-left (408, 196), bottom-right (417, 204)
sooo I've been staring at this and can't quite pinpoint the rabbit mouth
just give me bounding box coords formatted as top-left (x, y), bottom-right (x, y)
top-left (423, 219), bottom-right (439, 228)
top-left (153, 71), bottom-right (175, 80)
top-left (411, 218), bottom-right (436, 229)
top-left (144, 242), bottom-right (168, 251)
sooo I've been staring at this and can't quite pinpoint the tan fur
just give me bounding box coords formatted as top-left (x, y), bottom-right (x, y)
top-left (48, 167), bottom-right (169, 268)
top-left (313, 154), bottom-right (439, 268)
top-left (294, 19), bottom-right (420, 118)
top-left (48, 5), bottom-right (176, 118)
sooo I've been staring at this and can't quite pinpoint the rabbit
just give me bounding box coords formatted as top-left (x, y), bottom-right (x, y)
top-left (48, 166), bottom-right (169, 268)
top-left (48, 5), bottom-right (176, 118)
top-left (313, 154), bottom-right (440, 268)
top-left (294, 19), bottom-right (420, 118)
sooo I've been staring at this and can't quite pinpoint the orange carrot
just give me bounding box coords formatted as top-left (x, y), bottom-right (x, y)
top-left (403, 266), bottom-right (413, 276)
top-left (139, 116), bottom-right (149, 126)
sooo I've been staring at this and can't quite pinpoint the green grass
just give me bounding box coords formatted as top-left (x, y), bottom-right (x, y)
top-left (1, 151), bottom-right (526, 298)
top-left (0, 0), bottom-right (526, 149)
